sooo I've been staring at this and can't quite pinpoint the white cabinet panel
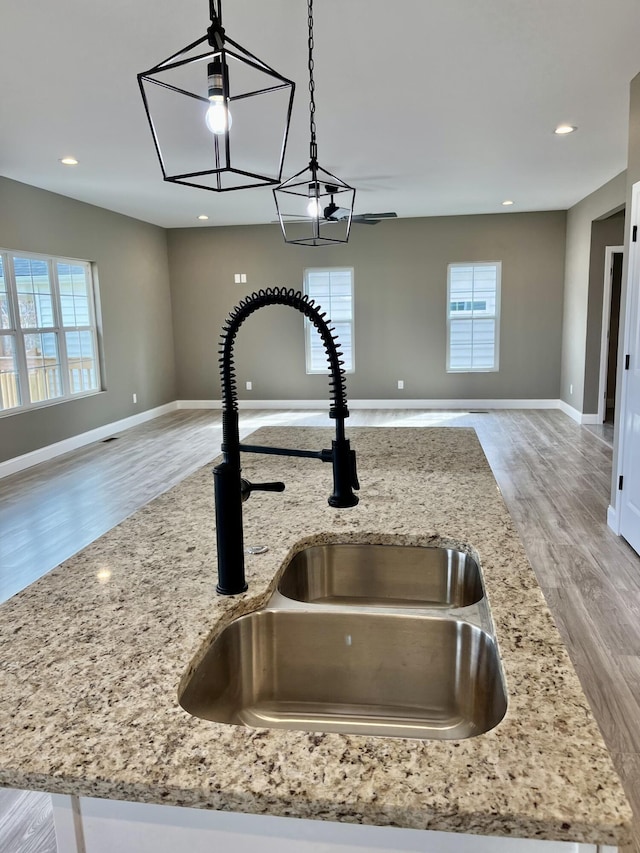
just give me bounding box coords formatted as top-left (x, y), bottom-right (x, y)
top-left (52, 794), bottom-right (606, 853)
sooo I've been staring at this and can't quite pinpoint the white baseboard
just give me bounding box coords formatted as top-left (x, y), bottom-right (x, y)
top-left (345, 398), bottom-right (561, 410)
top-left (0, 402), bottom-right (178, 479)
top-left (557, 400), bottom-right (581, 423)
top-left (607, 504), bottom-right (620, 534)
top-left (557, 400), bottom-right (600, 425)
top-left (177, 398), bottom-right (561, 411)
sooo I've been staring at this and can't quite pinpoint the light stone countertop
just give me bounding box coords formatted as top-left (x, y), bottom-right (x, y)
top-left (0, 427), bottom-right (632, 846)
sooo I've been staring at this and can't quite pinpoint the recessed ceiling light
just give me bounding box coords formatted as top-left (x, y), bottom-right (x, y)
top-left (59, 156), bottom-right (79, 166)
top-left (502, 200), bottom-right (514, 206)
top-left (197, 215), bottom-right (209, 220)
top-left (554, 124), bottom-right (577, 135)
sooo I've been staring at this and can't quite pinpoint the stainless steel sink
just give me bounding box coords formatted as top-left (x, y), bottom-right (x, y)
top-left (277, 544), bottom-right (484, 608)
top-left (179, 609), bottom-right (507, 739)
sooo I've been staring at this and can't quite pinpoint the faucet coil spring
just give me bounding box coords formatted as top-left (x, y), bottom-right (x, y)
top-left (219, 287), bottom-right (349, 420)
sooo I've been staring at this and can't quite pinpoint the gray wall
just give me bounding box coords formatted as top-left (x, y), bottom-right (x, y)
top-left (560, 172), bottom-right (627, 411)
top-left (583, 212), bottom-right (625, 414)
top-left (168, 211), bottom-right (567, 403)
top-left (0, 177), bottom-right (177, 463)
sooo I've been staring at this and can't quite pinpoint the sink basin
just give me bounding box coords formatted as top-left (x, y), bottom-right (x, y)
top-left (277, 544), bottom-right (484, 608)
top-left (179, 610), bottom-right (507, 739)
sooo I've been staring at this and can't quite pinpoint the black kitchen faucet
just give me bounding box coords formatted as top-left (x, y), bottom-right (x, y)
top-left (214, 287), bottom-right (360, 595)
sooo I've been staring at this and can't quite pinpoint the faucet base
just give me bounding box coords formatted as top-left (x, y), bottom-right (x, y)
top-left (328, 494), bottom-right (359, 508)
top-left (216, 582), bottom-right (248, 596)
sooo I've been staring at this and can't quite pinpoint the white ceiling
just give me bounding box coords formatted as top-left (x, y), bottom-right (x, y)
top-left (2, 0), bottom-right (640, 229)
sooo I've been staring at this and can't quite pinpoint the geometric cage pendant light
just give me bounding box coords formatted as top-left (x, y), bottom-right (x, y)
top-left (273, 0), bottom-right (355, 244)
top-left (137, 0), bottom-right (295, 192)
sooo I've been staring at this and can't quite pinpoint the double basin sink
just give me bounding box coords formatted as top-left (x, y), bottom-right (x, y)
top-left (179, 544), bottom-right (508, 740)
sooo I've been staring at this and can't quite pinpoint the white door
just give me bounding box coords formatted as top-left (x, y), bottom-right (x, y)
top-left (619, 186), bottom-right (640, 554)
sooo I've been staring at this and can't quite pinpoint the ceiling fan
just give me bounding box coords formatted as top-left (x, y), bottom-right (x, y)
top-left (279, 184), bottom-right (398, 226)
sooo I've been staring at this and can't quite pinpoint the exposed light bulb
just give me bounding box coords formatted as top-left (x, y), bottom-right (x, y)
top-left (306, 182), bottom-right (322, 218)
top-left (206, 98), bottom-right (232, 135)
top-left (206, 58), bottom-right (232, 135)
top-left (306, 196), bottom-right (322, 218)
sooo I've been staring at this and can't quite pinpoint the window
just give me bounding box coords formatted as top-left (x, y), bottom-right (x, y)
top-left (303, 267), bottom-right (354, 374)
top-left (0, 249), bottom-right (101, 414)
top-left (447, 262), bottom-right (501, 372)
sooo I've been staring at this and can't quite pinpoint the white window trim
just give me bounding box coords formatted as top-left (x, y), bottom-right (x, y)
top-left (303, 267), bottom-right (355, 375)
top-left (446, 261), bottom-right (501, 373)
top-left (0, 247), bottom-right (103, 417)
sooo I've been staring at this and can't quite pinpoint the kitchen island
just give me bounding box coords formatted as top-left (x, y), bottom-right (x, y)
top-left (0, 427), bottom-right (632, 851)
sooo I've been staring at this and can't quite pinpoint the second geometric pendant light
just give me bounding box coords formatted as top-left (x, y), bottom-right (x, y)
top-left (273, 0), bottom-right (355, 245)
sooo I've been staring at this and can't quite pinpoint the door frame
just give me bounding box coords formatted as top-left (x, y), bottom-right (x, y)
top-left (597, 245), bottom-right (624, 423)
top-left (610, 182), bottom-right (639, 534)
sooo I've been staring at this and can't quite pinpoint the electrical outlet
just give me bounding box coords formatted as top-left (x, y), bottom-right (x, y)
top-left (132, 393), bottom-right (137, 404)
top-left (246, 380), bottom-right (252, 391)
top-left (397, 380), bottom-right (404, 390)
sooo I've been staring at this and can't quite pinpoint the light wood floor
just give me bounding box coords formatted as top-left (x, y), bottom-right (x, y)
top-left (1, 408), bottom-right (639, 852)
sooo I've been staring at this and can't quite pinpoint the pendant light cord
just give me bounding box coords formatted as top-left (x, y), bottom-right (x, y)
top-left (208, 0), bottom-right (224, 48)
top-left (308, 0), bottom-right (318, 164)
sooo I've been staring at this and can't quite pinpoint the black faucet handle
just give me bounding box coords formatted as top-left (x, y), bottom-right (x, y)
top-left (240, 478), bottom-right (286, 503)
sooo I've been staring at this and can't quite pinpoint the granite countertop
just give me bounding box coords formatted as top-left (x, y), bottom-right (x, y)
top-left (0, 427), bottom-right (632, 845)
